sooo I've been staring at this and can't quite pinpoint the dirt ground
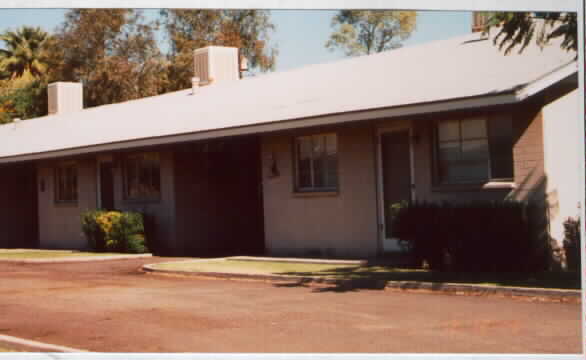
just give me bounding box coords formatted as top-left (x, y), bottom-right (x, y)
top-left (0, 257), bottom-right (581, 353)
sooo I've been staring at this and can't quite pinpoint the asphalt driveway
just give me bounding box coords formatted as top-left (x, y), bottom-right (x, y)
top-left (0, 258), bottom-right (581, 353)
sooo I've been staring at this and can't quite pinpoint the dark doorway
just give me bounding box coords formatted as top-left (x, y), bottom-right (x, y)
top-left (99, 162), bottom-right (115, 210)
top-left (174, 136), bottom-right (265, 257)
top-left (381, 131), bottom-right (412, 241)
top-left (0, 163), bottom-right (39, 248)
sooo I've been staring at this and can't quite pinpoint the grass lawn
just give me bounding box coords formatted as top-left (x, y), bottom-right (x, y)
top-left (0, 249), bottom-right (129, 259)
top-left (153, 259), bottom-right (581, 290)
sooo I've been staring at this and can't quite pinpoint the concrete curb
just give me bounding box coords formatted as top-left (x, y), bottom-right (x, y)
top-left (229, 256), bottom-right (367, 265)
top-left (142, 262), bottom-right (581, 301)
top-left (382, 280), bottom-right (581, 300)
top-left (0, 253), bottom-right (152, 264)
top-left (0, 334), bottom-right (87, 352)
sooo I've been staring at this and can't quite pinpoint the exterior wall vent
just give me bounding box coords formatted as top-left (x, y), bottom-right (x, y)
top-left (193, 46), bottom-right (239, 86)
top-left (48, 82), bottom-right (83, 115)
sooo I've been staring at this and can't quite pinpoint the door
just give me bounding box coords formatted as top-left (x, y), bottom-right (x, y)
top-left (380, 130), bottom-right (412, 252)
top-left (99, 162), bottom-right (115, 210)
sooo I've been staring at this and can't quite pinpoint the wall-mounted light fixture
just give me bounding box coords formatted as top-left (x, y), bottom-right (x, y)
top-left (268, 152), bottom-right (280, 178)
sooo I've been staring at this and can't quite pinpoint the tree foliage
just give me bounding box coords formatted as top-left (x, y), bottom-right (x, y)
top-left (160, 9), bottom-right (277, 91)
top-left (325, 10), bottom-right (417, 56)
top-left (49, 9), bottom-right (168, 108)
top-left (0, 77), bottom-right (48, 123)
top-left (482, 12), bottom-right (577, 55)
top-left (0, 26), bottom-right (51, 122)
top-left (0, 9), bottom-right (279, 122)
top-left (0, 26), bottom-right (49, 80)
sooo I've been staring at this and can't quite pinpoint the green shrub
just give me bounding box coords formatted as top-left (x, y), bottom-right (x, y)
top-left (390, 200), bottom-right (548, 272)
top-left (81, 209), bottom-right (107, 251)
top-left (81, 210), bottom-right (148, 254)
top-left (563, 217), bottom-right (581, 272)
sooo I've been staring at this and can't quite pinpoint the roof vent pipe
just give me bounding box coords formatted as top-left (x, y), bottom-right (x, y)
top-left (12, 117), bottom-right (21, 130)
top-left (239, 55), bottom-right (248, 79)
top-left (191, 77), bottom-right (200, 94)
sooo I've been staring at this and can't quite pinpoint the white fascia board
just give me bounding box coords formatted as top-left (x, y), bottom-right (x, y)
top-left (516, 61), bottom-right (579, 101)
top-left (0, 92), bottom-right (517, 165)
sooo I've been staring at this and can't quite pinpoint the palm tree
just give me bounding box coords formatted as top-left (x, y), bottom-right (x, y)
top-left (0, 26), bottom-right (49, 80)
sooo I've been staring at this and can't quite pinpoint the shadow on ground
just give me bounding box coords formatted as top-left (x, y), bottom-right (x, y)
top-left (272, 263), bottom-right (581, 293)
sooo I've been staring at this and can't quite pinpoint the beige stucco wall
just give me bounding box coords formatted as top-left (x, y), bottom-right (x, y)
top-left (261, 123), bottom-right (380, 258)
top-left (37, 158), bottom-right (97, 249)
top-left (261, 103), bottom-right (556, 258)
top-left (37, 150), bottom-right (177, 253)
top-left (113, 150), bottom-right (178, 254)
top-left (542, 88), bottom-right (581, 246)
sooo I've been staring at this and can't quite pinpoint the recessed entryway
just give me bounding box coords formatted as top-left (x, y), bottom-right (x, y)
top-left (377, 128), bottom-right (414, 252)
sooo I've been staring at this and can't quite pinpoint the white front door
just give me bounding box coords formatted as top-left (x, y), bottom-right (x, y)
top-left (377, 128), bottom-right (414, 252)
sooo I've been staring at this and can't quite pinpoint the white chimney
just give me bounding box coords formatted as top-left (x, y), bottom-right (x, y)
top-left (472, 12), bottom-right (488, 33)
top-left (48, 82), bottom-right (83, 115)
top-left (193, 46), bottom-right (239, 86)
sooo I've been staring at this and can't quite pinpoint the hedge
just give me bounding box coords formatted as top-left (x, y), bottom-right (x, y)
top-left (390, 200), bottom-right (551, 272)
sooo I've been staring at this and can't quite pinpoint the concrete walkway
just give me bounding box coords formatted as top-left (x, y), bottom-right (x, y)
top-left (0, 252), bottom-right (152, 264)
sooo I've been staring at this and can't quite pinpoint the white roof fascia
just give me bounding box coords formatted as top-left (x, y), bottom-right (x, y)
top-left (0, 92), bottom-right (517, 165)
top-left (516, 61), bottom-right (578, 101)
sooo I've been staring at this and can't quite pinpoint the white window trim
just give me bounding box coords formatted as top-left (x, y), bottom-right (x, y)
top-left (294, 133), bottom-right (338, 193)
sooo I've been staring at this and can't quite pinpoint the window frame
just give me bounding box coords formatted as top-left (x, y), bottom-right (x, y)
top-left (122, 152), bottom-right (162, 202)
top-left (54, 161), bottom-right (78, 204)
top-left (293, 133), bottom-right (339, 193)
top-left (433, 115), bottom-right (514, 186)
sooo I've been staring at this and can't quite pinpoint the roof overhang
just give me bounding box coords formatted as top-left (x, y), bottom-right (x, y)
top-left (517, 61), bottom-right (578, 101)
top-left (0, 92), bottom-right (520, 165)
top-left (0, 62), bottom-right (577, 165)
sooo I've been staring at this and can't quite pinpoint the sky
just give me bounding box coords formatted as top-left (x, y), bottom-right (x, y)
top-left (0, 9), bottom-right (472, 72)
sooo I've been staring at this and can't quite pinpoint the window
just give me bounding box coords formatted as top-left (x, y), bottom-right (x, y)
top-left (435, 116), bottom-right (513, 184)
top-left (295, 133), bottom-right (338, 192)
top-left (123, 152), bottom-right (161, 200)
top-left (55, 162), bottom-right (78, 202)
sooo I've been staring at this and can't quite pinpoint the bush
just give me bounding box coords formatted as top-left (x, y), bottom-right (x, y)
top-left (563, 217), bottom-right (581, 272)
top-left (81, 209), bottom-right (107, 251)
top-left (390, 200), bottom-right (548, 272)
top-left (81, 210), bottom-right (148, 253)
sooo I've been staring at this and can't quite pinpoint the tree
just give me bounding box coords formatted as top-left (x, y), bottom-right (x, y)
top-left (160, 9), bottom-right (277, 91)
top-left (49, 9), bottom-right (168, 108)
top-left (325, 10), bottom-right (417, 56)
top-left (0, 26), bottom-right (49, 80)
top-left (481, 12), bottom-right (577, 55)
top-left (0, 77), bottom-right (48, 123)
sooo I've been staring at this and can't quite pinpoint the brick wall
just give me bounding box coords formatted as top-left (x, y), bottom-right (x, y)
top-left (509, 99), bottom-right (546, 203)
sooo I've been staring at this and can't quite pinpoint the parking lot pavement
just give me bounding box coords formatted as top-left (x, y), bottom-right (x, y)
top-left (0, 258), bottom-right (581, 353)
